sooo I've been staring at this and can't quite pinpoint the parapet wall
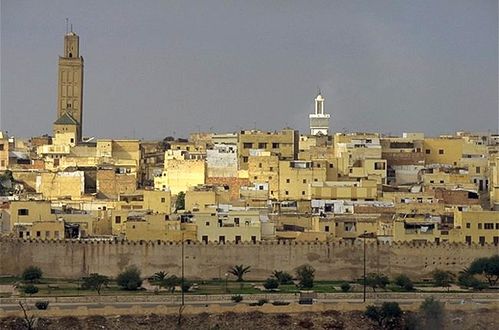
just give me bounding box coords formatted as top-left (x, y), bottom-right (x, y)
top-left (0, 238), bottom-right (497, 280)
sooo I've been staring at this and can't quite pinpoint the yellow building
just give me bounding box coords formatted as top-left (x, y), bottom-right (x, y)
top-left (193, 210), bottom-right (262, 243)
top-left (154, 150), bottom-right (206, 195)
top-left (238, 129), bottom-right (299, 170)
top-left (490, 156), bottom-right (499, 210)
top-left (0, 132), bottom-right (10, 170)
top-left (15, 220), bottom-right (65, 240)
top-left (311, 179), bottom-right (378, 201)
top-left (36, 171), bottom-right (85, 200)
top-left (124, 213), bottom-right (196, 241)
top-left (423, 137), bottom-right (463, 165)
top-left (348, 159), bottom-right (387, 185)
top-left (185, 185), bottom-right (230, 212)
top-left (116, 190), bottom-right (172, 214)
top-left (278, 160), bottom-right (327, 200)
top-left (248, 151), bottom-right (280, 200)
top-left (453, 210), bottom-right (499, 245)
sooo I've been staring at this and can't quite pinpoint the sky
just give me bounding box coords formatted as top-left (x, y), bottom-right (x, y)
top-left (1, 0), bottom-right (498, 139)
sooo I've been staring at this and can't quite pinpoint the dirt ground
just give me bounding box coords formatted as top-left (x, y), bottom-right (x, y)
top-left (0, 309), bottom-right (496, 330)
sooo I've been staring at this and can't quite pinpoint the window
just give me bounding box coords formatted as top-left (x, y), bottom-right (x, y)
top-left (285, 191), bottom-right (289, 195)
top-left (425, 149), bottom-right (431, 154)
top-left (164, 215), bottom-right (169, 220)
top-left (302, 179), bottom-right (307, 183)
top-left (286, 179), bottom-right (290, 183)
top-left (258, 163), bottom-right (262, 168)
top-left (45, 231), bottom-right (50, 238)
top-left (314, 178), bottom-right (318, 182)
top-left (325, 226), bottom-right (330, 232)
top-left (0, 160), bottom-right (4, 167)
top-left (161, 197), bottom-right (166, 203)
top-left (55, 231), bottom-right (60, 239)
top-left (19, 232), bottom-right (23, 238)
top-left (26, 231), bottom-right (30, 237)
top-left (479, 236), bottom-right (485, 245)
top-left (496, 223), bottom-right (499, 230)
top-left (234, 218), bottom-right (240, 226)
top-left (18, 209), bottom-right (29, 216)
top-left (219, 236), bottom-right (225, 244)
top-left (430, 180), bottom-right (434, 184)
top-left (243, 142), bottom-right (253, 149)
top-left (70, 138), bottom-right (74, 143)
top-left (36, 231), bottom-right (41, 237)
top-left (272, 143), bottom-right (279, 148)
top-left (269, 167), bottom-right (273, 171)
top-left (329, 164), bottom-right (333, 168)
top-left (251, 236), bottom-right (257, 243)
top-left (243, 156), bottom-right (248, 163)
top-left (0, 144), bottom-right (3, 150)
top-left (302, 191), bottom-right (305, 195)
top-left (438, 149), bottom-right (444, 155)
top-left (484, 223), bottom-right (494, 230)
top-left (258, 143), bottom-right (267, 149)
top-left (254, 176), bottom-right (258, 180)
top-left (494, 236), bottom-right (499, 245)
top-left (374, 162), bottom-right (385, 170)
top-left (202, 235), bottom-right (208, 244)
top-left (465, 236), bottom-right (471, 244)
top-left (235, 235), bottom-right (241, 244)
top-left (439, 180), bottom-right (444, 184)
top-left (466, 223), bottom-right (470, 229)
top-left (268, 176), bottom-right (272, 180)
top-left (205, 221), bottom-right (210, 226)
top-left (478, 223), bottom-right (482, 229)
top-left (476, 167), bottom-right (481, 174)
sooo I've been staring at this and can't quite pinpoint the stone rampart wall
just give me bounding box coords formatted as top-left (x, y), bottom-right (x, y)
top-left (0, 239), bottom-right (497, 280)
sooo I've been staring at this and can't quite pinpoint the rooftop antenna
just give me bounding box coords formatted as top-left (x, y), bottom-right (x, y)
top-left (65, 18), bottom-right (69, 34)
top-left (317, 86), bottom-right (321, 95)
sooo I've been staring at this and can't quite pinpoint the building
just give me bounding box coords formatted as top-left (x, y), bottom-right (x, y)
top-left (309, 92), bottom-right (330, 136)
top-left (53, 26), bottom-right (84, 142)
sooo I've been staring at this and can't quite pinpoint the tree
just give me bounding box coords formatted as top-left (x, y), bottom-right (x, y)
top-left (264, 277), bottom-right (279, 290)
top-left (181, 280), bottom-right (192, 293)
top-left (150, 271), bottom-right (168, 289)
top-left (116, 265), bottom-right (143, 290)
top-left (162, 275), bottom-right (181, 293)
top-left (175, 191), bottom-right (185, 211)
top-left (81, 273), bottom-right (109, 295)
top-left (295, 265), bottom-right (315, 289)
top-left (22, 266), bottom-right (43, 283)
top-left (340, 282), bottom-right (351, 292)
top-left (272, 270), bottom-right (293, 285)
top-left (228, 264), bottom-right (251, 282)
top-left (23, 285), bottom-right (39, 296)
top-left (365, 273), bottom-right (389, 292)
top-left (468, 255), bottom-right (499, 286)
top-left (394, 274), bottom-right (414, 291)
top-left (420, 297), bottom-right (444, 329)
top-left (432, 269), bottom-right (454, 291)
top-left (365, 302), bottom-right (402, 328)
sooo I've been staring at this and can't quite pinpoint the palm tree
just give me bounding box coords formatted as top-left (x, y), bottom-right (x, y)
top-left (151, 271), bottom-right (168, 290)
top-left (228, 265), bottom-right (251, 282)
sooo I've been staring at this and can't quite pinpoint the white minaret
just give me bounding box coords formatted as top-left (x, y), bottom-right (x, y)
top-left (309, 91), bottom-right (330, 135)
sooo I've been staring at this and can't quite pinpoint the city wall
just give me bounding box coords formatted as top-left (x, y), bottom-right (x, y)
top-left (0, 238), bottom-right (497, 280)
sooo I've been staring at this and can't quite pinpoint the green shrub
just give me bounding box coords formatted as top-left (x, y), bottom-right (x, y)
top-left (264, 277), bottom-right (279, 290)
top-left (231, 295), bottom-right (243, 303)
top-left (340, 282), bottom-right (351, 292)
top-left (116, 265), bottom-right (143, 290)
top-left (394, 274), bottom-right (414, 291)
top-left (22, 266), bottom-right (43, 283)
top-left (295, 265), bottom-right (315, 289)
top-left (272, 270), bottom-right (293, 285)
top-left (272, 301), bottom-right (290, 306)
top-left (24, 285), bottom-right (39, 296)
top-left (35, 301), bottom-right (49, 310)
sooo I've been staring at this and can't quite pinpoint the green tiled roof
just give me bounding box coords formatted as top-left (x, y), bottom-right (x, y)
top-left (54, 113), bottom-right (78, 125)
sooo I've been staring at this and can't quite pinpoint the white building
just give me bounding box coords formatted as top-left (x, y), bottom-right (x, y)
top-left (309, 92), bottom-right (330, 136)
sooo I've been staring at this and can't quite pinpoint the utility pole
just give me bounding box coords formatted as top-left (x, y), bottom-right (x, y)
top-left (363, 231), bottom-right (366, 303)
top-left (181, 232), bottom-right (185, 306)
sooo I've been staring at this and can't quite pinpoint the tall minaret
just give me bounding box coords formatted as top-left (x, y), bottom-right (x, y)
top-left (53, 22), bottom-right (84, 142)
top-left (309, 91), bottom-right (330, 135)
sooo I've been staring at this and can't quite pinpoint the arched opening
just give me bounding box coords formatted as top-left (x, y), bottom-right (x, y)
top-left (69, 53), bottom-right (72, 58)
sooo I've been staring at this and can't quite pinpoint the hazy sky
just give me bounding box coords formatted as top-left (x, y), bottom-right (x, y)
top-left (1, 0), bottom-right (498, 139)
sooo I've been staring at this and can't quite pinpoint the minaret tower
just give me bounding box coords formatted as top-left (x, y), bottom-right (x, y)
top-left (309, 91), bottom-right (330, 135)
top-left (53, 21), bottom-right (84, 142)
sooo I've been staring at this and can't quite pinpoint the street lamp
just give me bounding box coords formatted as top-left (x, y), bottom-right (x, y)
top-left (181, 232), bottom-right (185, 306)
top-left (359, 231), bottom-right (376, 303)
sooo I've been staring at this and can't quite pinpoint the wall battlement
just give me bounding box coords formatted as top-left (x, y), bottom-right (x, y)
top-left (1, 238), bottom-right (497, 280)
